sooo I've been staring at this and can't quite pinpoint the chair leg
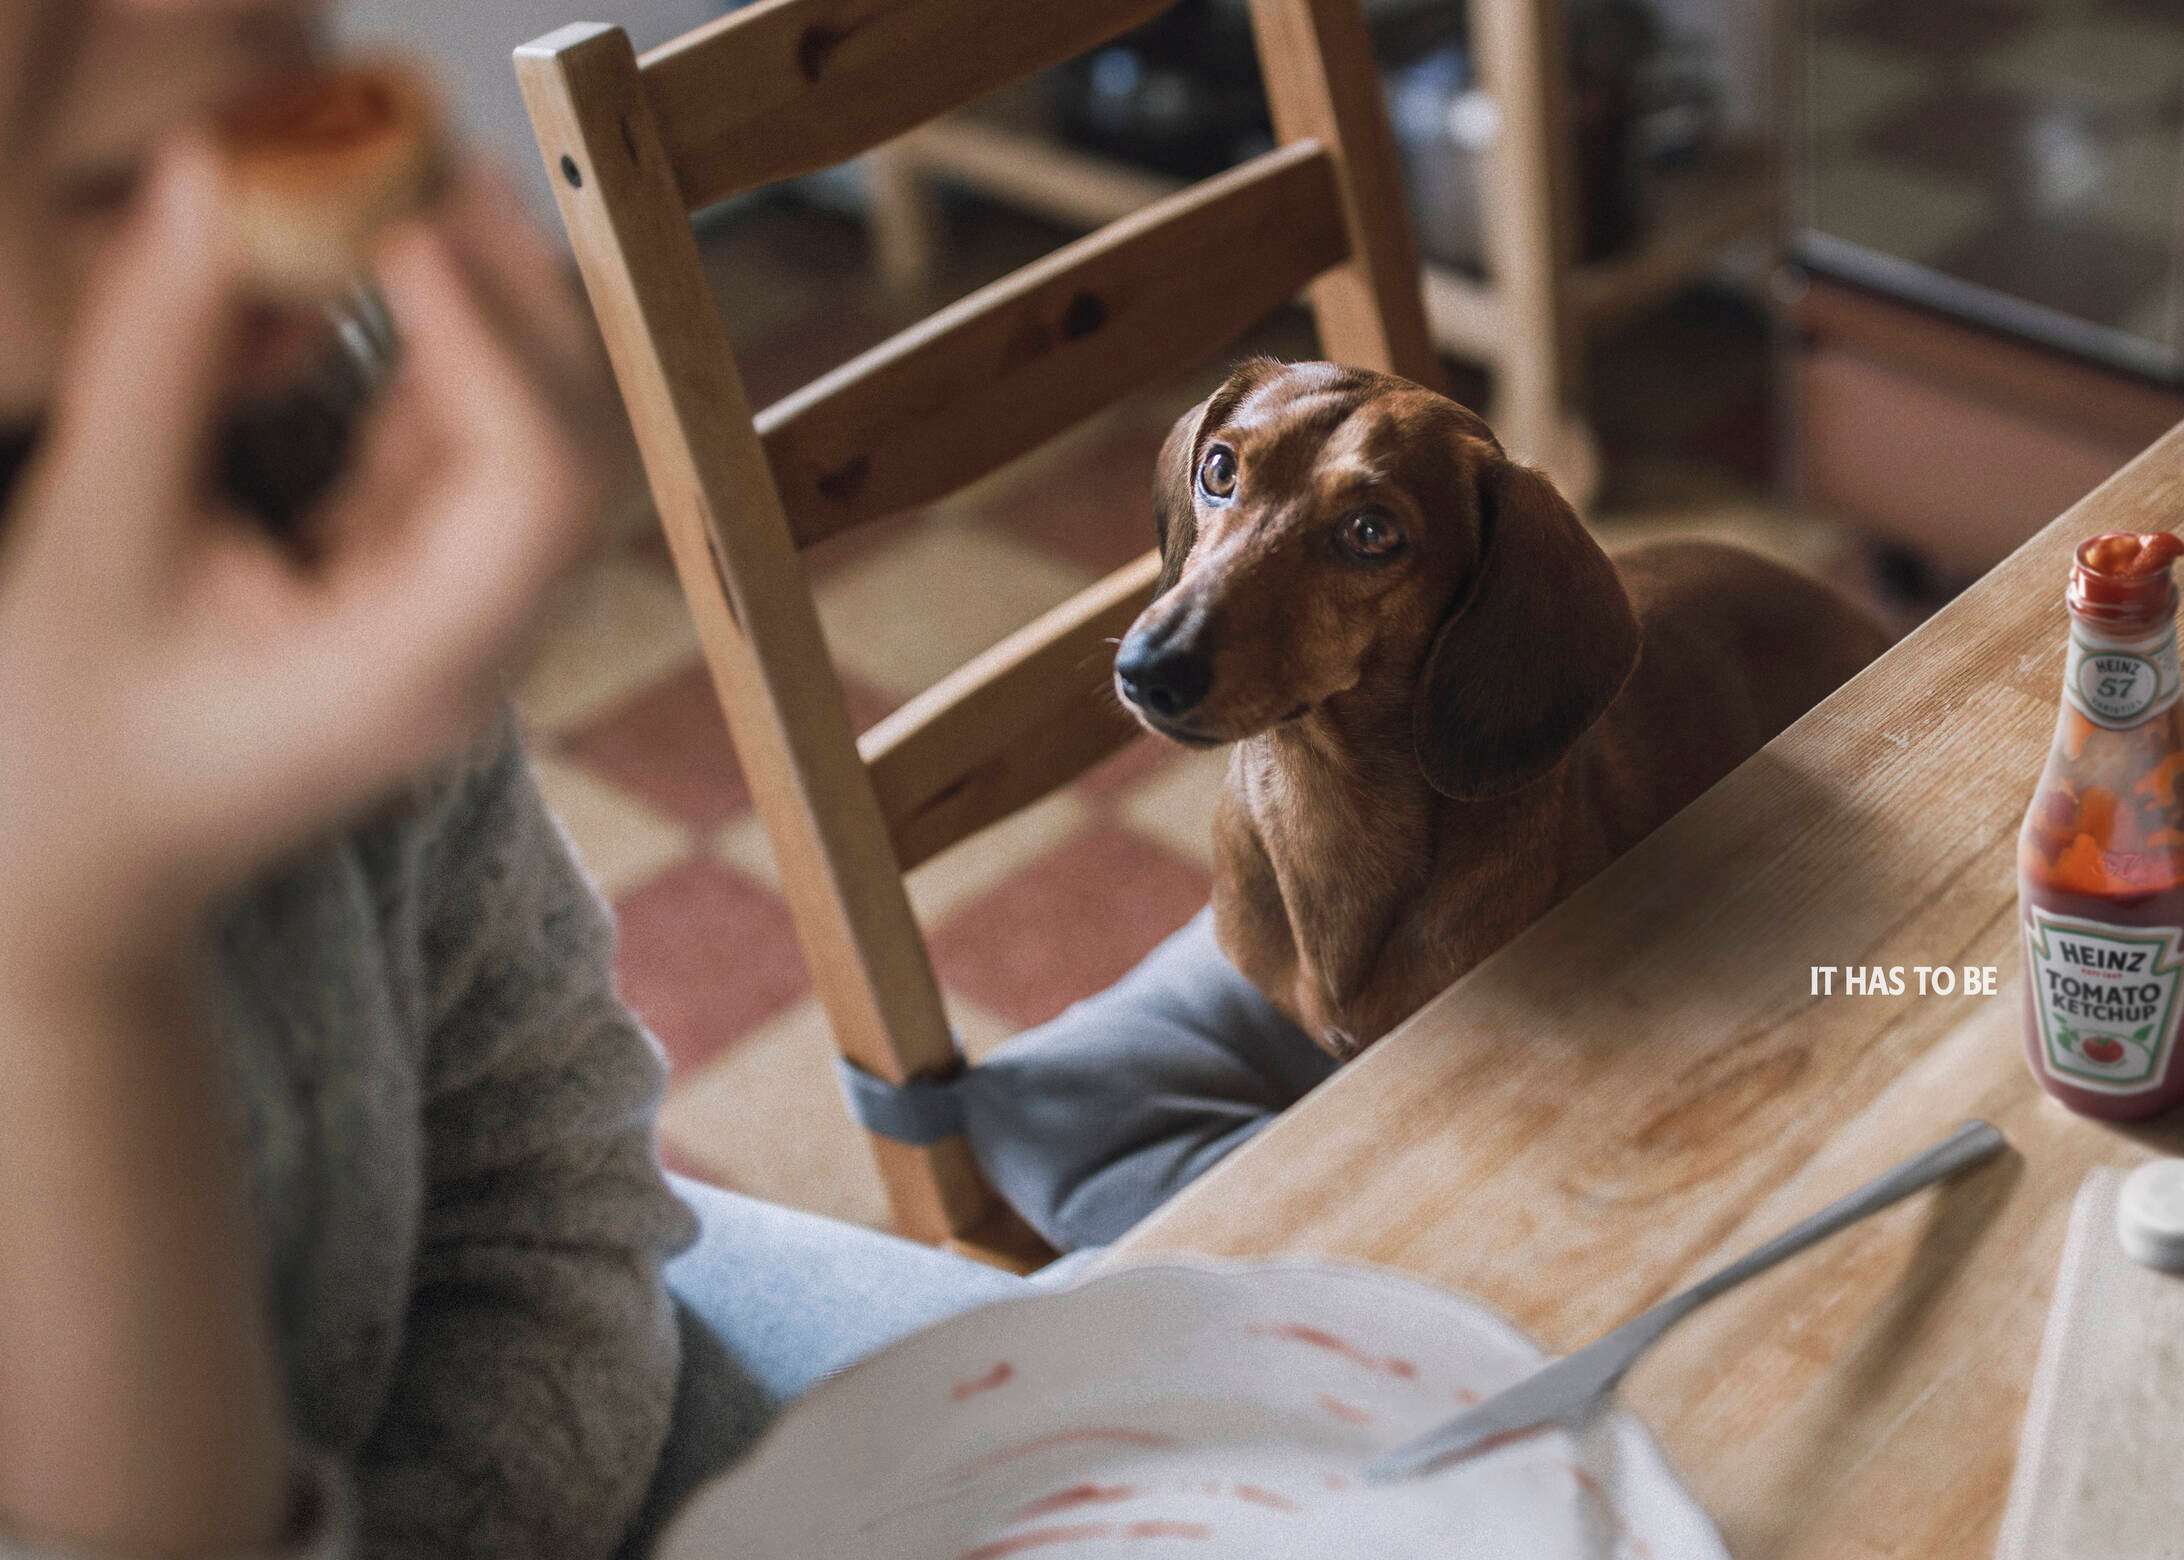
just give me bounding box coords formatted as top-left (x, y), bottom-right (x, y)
top-left (1473, 0), bottom-right (1579, 473)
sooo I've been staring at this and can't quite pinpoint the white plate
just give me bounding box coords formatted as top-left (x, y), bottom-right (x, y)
top-left (661, 1259), bottom-right (1727, 1560)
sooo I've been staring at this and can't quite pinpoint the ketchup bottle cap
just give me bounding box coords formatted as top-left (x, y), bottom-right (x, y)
top-left (2069, 532), bottom-right (2184, 626)
top-left (2115, 1160), bottom-right (2184, 1271)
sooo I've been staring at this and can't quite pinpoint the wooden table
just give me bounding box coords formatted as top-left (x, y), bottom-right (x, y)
top-left (1110, 423), bottom-right (2184, 1557)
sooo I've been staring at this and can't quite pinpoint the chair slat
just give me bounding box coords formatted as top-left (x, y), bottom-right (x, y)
top-left (757, 141), bottom-right (1347, 550)
top-left (640, 0), bottom-right (1176, 211)
top-left (863, 551), bottom-right (1161, 872)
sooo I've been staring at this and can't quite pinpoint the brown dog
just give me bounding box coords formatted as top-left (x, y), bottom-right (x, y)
top-left (1115, 359), bottom-right (1890, 1059)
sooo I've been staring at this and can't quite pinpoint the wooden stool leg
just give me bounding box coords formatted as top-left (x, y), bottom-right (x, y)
top-left (867, 138), bottom-right (943, 299)
top-left (1474, 0), bottom-right (1598, 507)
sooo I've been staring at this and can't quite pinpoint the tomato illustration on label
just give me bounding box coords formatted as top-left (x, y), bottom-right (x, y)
top-left (2078, 1033), bottom-right (2129, 1065)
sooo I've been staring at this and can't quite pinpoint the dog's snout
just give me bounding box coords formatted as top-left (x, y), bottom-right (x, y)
top-left (1116, 632), bottom-right (1213, 720)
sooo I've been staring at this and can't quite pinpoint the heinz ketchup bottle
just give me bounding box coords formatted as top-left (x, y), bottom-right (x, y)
top-left (2021, 531), bottom-right (2184, 1120)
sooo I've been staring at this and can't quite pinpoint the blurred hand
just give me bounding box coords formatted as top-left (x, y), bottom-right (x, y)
top-left (0, 136), bottom-right (608, 989)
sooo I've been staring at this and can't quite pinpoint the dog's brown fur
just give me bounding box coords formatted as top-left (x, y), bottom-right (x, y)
top-left (1116, 359), bottom-right (1890, 1059)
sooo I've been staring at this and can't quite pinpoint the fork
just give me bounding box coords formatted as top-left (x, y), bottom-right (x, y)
top-left (1363, 1119), bottom-right (2008, 1483)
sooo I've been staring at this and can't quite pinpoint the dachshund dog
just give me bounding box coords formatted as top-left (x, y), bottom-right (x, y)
top-left (1115, 359), bottom-right (1890, 1060)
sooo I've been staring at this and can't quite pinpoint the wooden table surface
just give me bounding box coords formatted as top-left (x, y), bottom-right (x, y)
top-left (1109, 422), bottom-right (2184, 1557)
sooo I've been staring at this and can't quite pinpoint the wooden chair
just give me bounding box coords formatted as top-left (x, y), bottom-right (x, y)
top-left (515, 0), bottom-right (1443, 1270)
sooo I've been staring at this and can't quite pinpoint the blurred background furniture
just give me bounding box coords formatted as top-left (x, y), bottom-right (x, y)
top-left (358, 0), bottom-right (2183, 600)
top-left (857, 0), bottom-right (1784, 507)
top-left (517, 0), bottom-right (1443, 1267)
top-left (1787, 0), bottom-right (2184, 595)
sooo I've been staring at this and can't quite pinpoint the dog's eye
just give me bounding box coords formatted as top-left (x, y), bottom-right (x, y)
top-left (1199, 446), bottom-right (1238, 501)
top-left (1340, 508), bottom-right (1405, 561)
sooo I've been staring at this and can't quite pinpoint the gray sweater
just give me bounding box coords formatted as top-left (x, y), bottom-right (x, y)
top-left (7, 714), bottom-right (700, 1557)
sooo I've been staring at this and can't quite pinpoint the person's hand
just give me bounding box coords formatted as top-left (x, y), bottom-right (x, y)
top-left (0, 136), bottom-right (610, 991)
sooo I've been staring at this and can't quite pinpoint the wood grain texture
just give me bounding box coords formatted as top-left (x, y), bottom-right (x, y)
top-left (1244, 0), bottom-right (1442, 391)
top-left (757, 142), bottom-right (1347, 549)
top-left (637, 0), bottom-right (1174, 211)
top-left (516, 23), bottom-right (1030, 1255)
top-left (1112, 422), bottom-right (2184, 1556)
top-left (863, 551), bottom-right (1160, 872)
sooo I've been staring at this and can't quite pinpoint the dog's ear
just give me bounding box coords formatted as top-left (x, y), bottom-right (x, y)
top-left (1413, 458), bottom-right (1639, 801)
top-left (1152, 391), bottom-right (1214, 596)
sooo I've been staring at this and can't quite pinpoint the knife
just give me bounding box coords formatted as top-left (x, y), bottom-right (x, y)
top-left (1363, 1119), bottom-right (2008, 1484)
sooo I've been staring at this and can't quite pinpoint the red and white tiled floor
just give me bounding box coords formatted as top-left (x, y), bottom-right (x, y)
top-left (519, 194), bottom-right (1872, 1235)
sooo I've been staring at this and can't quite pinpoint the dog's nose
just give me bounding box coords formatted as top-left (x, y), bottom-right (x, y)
top-left (1116, 634), bottom-right (1213, 719)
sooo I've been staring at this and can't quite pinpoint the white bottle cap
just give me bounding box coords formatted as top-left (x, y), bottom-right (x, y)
top-left (2115, 1160), bottom-right (2184, 1271)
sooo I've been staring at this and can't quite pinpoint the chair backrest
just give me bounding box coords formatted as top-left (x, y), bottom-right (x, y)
top-left (516, 0), bottom-right (1440, 1268)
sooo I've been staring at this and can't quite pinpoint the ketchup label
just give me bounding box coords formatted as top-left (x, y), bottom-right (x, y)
top-left (2065, 620), bottom-right (2182, 728)
top-left (2025, 908), bottom-right (2184, 1093)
